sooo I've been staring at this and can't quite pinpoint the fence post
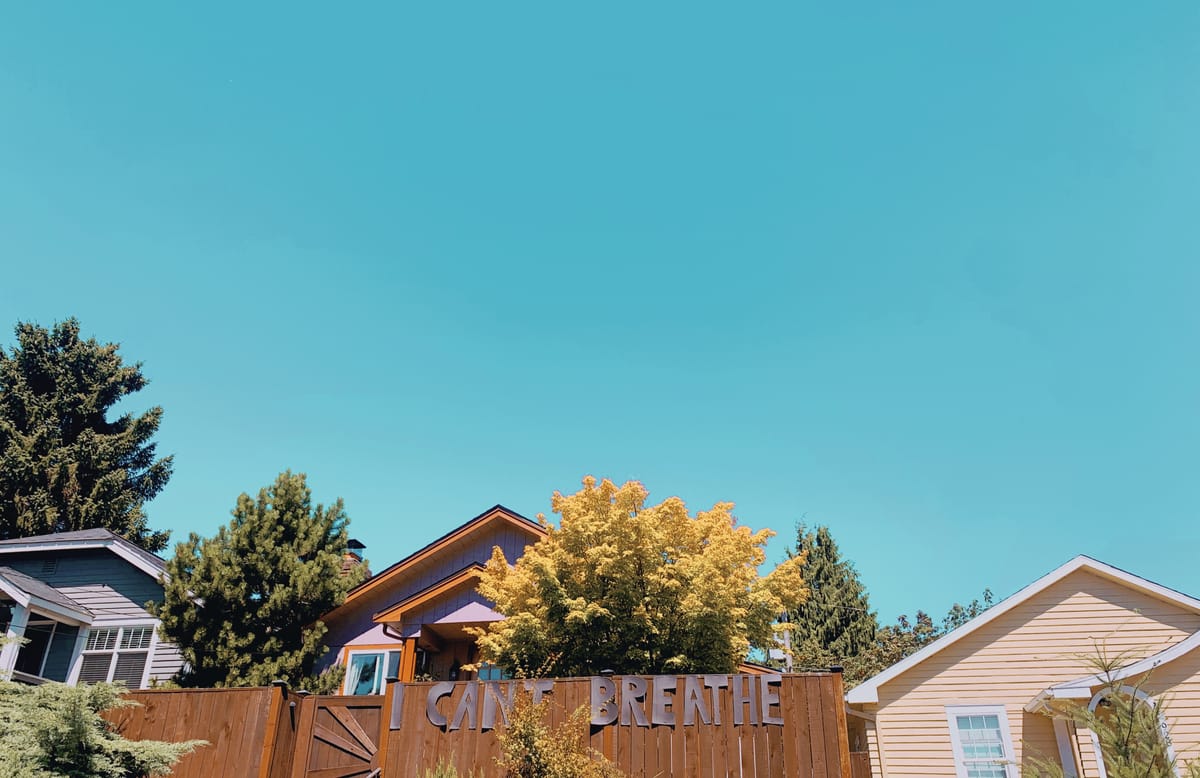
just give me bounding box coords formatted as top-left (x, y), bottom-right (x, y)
top-left (258, 681), bottom-right (289, 778)
top-left (377, 675), bottom-right (399, 773)
top-left (830, 670), bottom-right (853, 778)
top-left (287, 690), bottom-right (315, 778)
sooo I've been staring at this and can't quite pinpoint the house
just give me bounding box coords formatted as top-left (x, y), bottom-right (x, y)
top-left (845, 555), bottom-right (1200, 778)
top-left (0, 528), bottom-right (185, 688)
top-left (319, 504), bottom-right (546, 695)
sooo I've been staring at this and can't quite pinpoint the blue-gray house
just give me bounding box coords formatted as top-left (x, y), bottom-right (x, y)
top-left (0, 528), bottom-right (185, 688)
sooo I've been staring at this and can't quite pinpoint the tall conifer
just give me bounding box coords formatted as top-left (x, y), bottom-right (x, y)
top-left (0, 319), bottom-right (172, 550)
top-left (157, 471), bottom-right (361, 690)
top-left (786, 524), bottom-right (878, 666)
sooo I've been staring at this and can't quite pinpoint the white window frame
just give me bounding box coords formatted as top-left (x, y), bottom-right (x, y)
top-left (946, 704), bottom-right (1018, 778)
top-left (15, 617), bottom-right (57, 678)
top-left (342, 648), bottom-right (401, 695)
top-left (73, 623), bottom-right (157, 689)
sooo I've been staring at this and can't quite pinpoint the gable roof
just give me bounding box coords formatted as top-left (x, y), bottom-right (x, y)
top-left (373, 564), bottom-right (486, 625)
top-left (847, 555), bottom-right (1200, 705)
top-left (343, 504), bottom-right (544, 607)
top-left (0, 566), bottom-right (92, 624)
top-left (0, 529), bottom-right (167, 581)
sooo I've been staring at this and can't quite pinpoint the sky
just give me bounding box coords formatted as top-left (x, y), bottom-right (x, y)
top-left (1, 3), bottom-right (1198, 625)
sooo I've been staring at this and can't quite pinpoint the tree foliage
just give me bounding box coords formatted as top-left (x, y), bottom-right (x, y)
top-left (786, 524), bottom-right (877, 671)
top-left (1026, 648), bottom-right (1200, 778)
top-left (157, 471), bottom-right (360, 691)
top-left (473, 476), bottom-right (808, 677)
top-left (0, 319), bottom-right (173, 551)
top-left (835, 589), bottom-right (993, 688)
top-left (0, 680), bottom-right (202, 777)
top-left (941, 588), bottom-right (994, 633)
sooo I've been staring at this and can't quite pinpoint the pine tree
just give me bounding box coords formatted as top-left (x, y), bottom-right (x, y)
top-left (156, 471), bottom-right (361, 690)
top-left (786, 524), bottom-right (878, 669)
top-left (0, 319), bottom-right (173, 551)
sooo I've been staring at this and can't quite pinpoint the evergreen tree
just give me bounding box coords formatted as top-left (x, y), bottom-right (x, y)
top-left (0, 319), bottom-right (173, 550)
top-left (786, 524), bottom-right (878, 668)
top-left (156, 471), bottom-right (360, 690)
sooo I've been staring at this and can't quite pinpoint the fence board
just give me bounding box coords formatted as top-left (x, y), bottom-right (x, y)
top-left (106, 687), bottom-right (275, 778)
top-left (848, 753), bottom-right (870, 778)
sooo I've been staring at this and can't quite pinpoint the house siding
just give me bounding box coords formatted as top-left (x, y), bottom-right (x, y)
top-left (1111, 645), bottom-right (1200, 773)
top-left (869, 569), bottom-right (1200, 778)
top-left (150, 638), bottom-right (186, 684)
top-left (320, 520), bottom-right (539, 673)
top-left (2, 550), bottom-right (164, 623)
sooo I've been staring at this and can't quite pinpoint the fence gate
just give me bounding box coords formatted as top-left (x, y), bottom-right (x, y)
top-left (289, 694), bottom-right (385, 778)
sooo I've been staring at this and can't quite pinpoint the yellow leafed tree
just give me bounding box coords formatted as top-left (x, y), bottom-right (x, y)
top-left (472, 476), bottom-right (808, 677)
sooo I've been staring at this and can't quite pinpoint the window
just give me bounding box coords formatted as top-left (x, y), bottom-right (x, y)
top-left (477, 662), bottom-right (509, 681)
top-left (344, 649), bottom-right (401, 695)
top-left (14, 619), bottom-right (56, 677)
top-left (946, 705), bottom-right (1016, 778)
top-left (78, 625), bottom-right (153, 688)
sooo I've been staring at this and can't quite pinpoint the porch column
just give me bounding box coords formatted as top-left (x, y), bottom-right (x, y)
top-left (0, 604), bottom-right (29, 677)
top-left (1053, 717), bottom-right (1081, 778)
top-left (65, 627), bottom-right (90, 684)
top-left (398, 637), bottom-right (418, 682)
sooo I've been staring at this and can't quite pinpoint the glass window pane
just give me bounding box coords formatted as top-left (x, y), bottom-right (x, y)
top-left (78, 653), bottom-right (113, 683)
top-left (121, 627), bottom-right (152, 650)
top-left (86, 628), bottom-right (118, 652)
top-left (348, 653), bottom-right (381, 695)
top-left (386, 651), bottom-right (401, 680)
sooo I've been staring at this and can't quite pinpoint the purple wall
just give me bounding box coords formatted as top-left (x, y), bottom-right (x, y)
top-left (318, 521), bottom-right (537, 672)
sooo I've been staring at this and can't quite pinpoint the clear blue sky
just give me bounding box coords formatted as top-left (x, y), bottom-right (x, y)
top-left (2, 3), bottom-right (1198, 625)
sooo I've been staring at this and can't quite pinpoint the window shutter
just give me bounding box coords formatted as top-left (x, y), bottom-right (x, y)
top-left (113, 652), bottom-right (148, 688)
top-left (78, 654), bottom-right (113, 684)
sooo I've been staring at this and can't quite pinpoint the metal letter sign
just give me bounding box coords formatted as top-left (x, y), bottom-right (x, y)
top-left (394, 673), bottom-right (786, 731)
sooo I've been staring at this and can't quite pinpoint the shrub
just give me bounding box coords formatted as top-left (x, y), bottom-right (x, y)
top-left (1026, 649), bottom-right (1200, 778)
top-left (0, 681), bottom-right (203, 777)
top-left (497, 688), bottom-right (623, 778)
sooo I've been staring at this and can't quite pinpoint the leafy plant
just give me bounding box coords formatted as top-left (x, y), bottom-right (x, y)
top-left (1026, 647), bottom-right (1200, 778)
top-left (474, 476), bottom-right (808, 677)
top-left (496, 687), bottom-right (622, 778)
top-left (422, 757), bottom-right (480, 778)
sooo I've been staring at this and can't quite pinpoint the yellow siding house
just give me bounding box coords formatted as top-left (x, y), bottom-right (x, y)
top-left (846, 555), bottom-right (1200, 778)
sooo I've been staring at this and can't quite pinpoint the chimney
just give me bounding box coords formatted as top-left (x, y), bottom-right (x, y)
top-left (342, 539), bottom-right (371, 579)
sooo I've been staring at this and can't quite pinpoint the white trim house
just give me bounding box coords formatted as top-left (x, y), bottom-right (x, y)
top-left (0, 528), bottom-right (185, 688)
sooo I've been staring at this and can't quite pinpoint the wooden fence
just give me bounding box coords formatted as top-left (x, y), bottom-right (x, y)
top-left (105, 686), bottom-right (280, 778)
top-left (848, 752), bottom-right (870, 778)
top-left (381, 673), bottom-right (851, 778)
top-left (107, 673), bottom-right (851, 778)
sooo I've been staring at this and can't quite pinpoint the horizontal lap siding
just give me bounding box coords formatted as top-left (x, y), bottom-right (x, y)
top-left (150, 639), bottom-right (186, 684)
top-left (1122, 650), bottom-right (1200, 773)
top-left (3, 550), bottom-right (164, 622)
top-left (873, 570), bottom-right (1200, 778)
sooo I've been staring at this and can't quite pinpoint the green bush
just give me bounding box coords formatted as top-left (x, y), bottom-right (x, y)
top-left (0, 681), bottom-right (203, 777)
